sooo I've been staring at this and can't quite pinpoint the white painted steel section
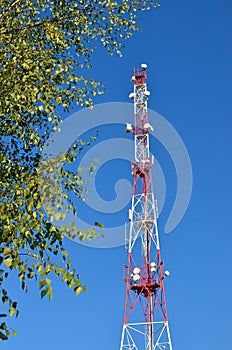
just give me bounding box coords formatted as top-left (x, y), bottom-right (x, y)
top-left (120, 322), bottom-right (172, 350)
top-left (127, 193), bottom-right (160, 253)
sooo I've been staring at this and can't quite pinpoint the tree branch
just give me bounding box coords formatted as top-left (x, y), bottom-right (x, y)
top-left (0, 0), bottom-right (23, 20)
top-left (0, 16), bottom-right (68, 36)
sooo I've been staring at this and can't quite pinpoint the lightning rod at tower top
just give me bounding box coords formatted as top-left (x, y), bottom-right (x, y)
top-left (119, 64), bottom-right (173, 350)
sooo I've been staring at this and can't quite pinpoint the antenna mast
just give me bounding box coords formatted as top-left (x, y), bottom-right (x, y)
top-left (120, 64), bottom-right (173, 350)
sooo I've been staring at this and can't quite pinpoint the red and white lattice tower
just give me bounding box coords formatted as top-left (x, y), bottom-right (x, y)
top-left (119, 64), bottom-right (173, 350)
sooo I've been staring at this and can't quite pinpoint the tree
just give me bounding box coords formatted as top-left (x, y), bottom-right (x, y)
top-left (0, 0), bottom-right (160, 340)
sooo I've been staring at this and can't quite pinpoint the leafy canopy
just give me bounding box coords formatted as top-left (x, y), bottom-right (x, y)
top-left (0, 0), bottom-right (160, 340)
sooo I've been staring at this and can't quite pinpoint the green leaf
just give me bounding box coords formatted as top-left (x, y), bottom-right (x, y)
top-left (61, 249), bottom-right (68, 257)
top-left (54, 212), bottom-right (61, 220)
top-left (3, 248), bottom-right (11, 256)
top-left (0, 331), bottom-right (8, 340)
top-left (39, 280), bottom-right (47, 290)
top-left (41, 289), bottom-right (48, 299)
top-left (94, 221), bottom-right (104, 228)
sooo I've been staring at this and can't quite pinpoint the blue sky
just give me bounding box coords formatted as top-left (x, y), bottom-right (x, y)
top-left (3, 0), bottom-right (232, 349)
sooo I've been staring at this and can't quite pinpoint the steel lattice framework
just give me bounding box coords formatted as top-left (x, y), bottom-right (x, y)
top-left (119, 65), bottom-right (173, 350)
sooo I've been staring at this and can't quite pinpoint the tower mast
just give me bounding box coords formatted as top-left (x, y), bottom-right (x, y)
top-left (120, 64), bottom-right (173, 350)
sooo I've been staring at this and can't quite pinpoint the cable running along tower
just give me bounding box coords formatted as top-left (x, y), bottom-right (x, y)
top-left (120, 64), bottom-right (173, 350)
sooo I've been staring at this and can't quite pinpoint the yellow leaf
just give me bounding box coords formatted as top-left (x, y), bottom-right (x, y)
top-left (75, 286), bottom-right (83, 295)
top-left (4, 258), bottom-right (12, 268)
top-left (9, 308), bottom-right (16, 317)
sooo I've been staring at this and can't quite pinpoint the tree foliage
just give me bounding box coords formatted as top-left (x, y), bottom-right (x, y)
top-left (0, 0), bottom-right (160, 340)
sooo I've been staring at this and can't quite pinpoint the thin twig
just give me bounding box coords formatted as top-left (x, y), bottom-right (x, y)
top-left (0, 0), bottom-right (23, 20)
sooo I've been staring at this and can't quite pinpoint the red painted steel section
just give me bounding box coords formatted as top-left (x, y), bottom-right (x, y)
top-left (122, 69), bottom-right (169, 329)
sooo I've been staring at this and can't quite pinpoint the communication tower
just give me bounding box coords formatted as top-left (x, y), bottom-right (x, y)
top-left (120, 64), bottom-right (173, 350)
